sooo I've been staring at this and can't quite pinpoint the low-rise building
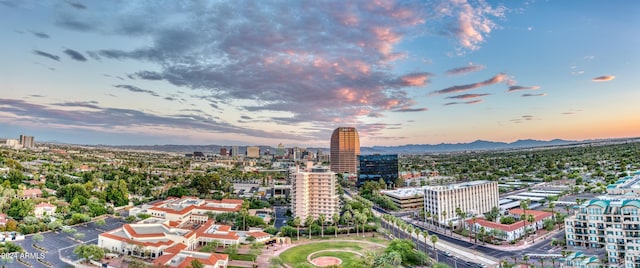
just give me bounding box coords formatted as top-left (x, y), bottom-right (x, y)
top-left (561, 251), bottom-right (602, 268)
top-left (464, 209), bottom-right (553, 242)
top-left (33, 202), bottom-right (56, 219)
top-left (19, 188), bottom-right (42, 200)
top-left (129, 196), bottom-right (243, 225)
top-left (99, 218), bottom-right (238, 263)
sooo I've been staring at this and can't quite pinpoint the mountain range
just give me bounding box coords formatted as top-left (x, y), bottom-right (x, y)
top-left (103, 138), bottom-right (612, 155)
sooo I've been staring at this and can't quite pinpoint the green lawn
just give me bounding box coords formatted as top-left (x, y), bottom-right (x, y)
top-left (230, 253), bottom-right (256, 261)
top-left (279, 241), bottom-right (384, 266)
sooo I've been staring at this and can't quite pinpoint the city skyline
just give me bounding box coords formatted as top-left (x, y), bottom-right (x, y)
top-left (1, 1), bottom-right (639, 147)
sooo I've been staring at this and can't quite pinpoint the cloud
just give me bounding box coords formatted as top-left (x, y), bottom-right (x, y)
top-left (63, 49), bottom-right (87, 61)
top-left (432, 73), bottom-right (507, 95)
top-left (507, 85), bottom-right (540, 92)
top-left (33, 50), bottom-right (60, 61)
top-left (66, 1), bottom-right (87, 9)
top-left (0, 98), bottom-right (307, 141)
top-left (41, 0), bottom-right (507, 138)
top-left (396, 72), bottom-right (432, 87)
top-left (240, 115), bottom-right (252, 120)
top-left (446, 93), bottom-right (490, 99)
top-left (521, 93), bottom-right (546, 97)
top-left (113, 84), bottom-right (159, 97)
top-left (511, 115), bottom-right (538, 123)
top-left (444, 99), bottom-right (483, 105)
top-left (433, 0), bottom-right (506, 50)
top-left (393, 107), bottom-right (428, 112)
top-left (31, 31), bottom-right (50, 38)
top-left (445, 64), bottom-right (485, 76)
top-left (592, 75), bottom-right (615, 82)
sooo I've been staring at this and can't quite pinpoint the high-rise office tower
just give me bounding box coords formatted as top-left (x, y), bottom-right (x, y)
top-left (358, 154), bottom-right (398, 187)
top-left (330, 127), bottom-right (360, 174)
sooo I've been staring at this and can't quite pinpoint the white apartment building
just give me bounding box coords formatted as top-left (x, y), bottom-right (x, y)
top-left (425, 180), bottom-right (499, 225)
top-left (565, 196), bottom-right (640, 268)
top-left (290, 162), bottom-right (340, 221)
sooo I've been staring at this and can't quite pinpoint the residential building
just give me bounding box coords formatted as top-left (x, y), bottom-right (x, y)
top-left (246, 146), bottom-right (260, 158)
top-left (290, 162), bottom-right (340, 221)
top-left (358, 154), bottom-right (398, 187)
top-left (19, 188), bottom-right (43, 200)
top-left (129, 196), bottom-right (243, 225)
top-left (33, 202), bottom-right (56, 218)
top-left (99, 218), bottom-right (236, 265)
top-left (565, 196), bottom-right (640, 267)
top-left (561, 251), bottom-right (602, 268)
top-left (276, 143), bottom-right (285, 157)
top-left (4, 139), bottom-right (20, 149)
top-left (219, 148), bottom-right (228, 156)
top-left (19, 135), bottom-right (34, 148)
top-left (231, 146), bottom-right (239, 158)
top-left (606, 172), bottom-right (640, 195)
top-left (464, 208), bottom-right (553, 242)
top-left (330, 127), bottom-right (360, 174)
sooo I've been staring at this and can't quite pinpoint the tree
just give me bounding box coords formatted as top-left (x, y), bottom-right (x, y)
top-left (422, 230), bottom-right (429, 261)
top-left (73, 244), bottom-right (105, 263)
top-left (7, 199), bottom-right (34, 221)
top-left (332, 213), bottom-right (340, 238)
top-left (455, 207), bottom-right (465, 231)
top-left (318, 214), bottom-right (326, 238)
top-left (32, 233), bottom-right (44, 244)
top-left (305, 216), bottom-right (314, 239)
top-left (527, 214), bottom-right (536, 242)
top-left (105, 179), bottom-right (129, 206)
top-left (430, 234), bottom-right (439, 262)
top-left (342, 211), bottom-right (352, 237)
top-left (95, 218), bottom-right (106, 227)
top-left (523, 255), bottom-right (530, 266)
top-left (520, 199), bottom-right (529, 238)
top-left (293, 217), bottom-right (301, 241)
top-left (240, 208), bottom-right (249, 231)
top-left (188, 259), bottom-right (204, 268)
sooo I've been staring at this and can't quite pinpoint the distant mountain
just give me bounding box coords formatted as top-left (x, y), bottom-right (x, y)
top-left (359, 139), bottom-right (577, 154)
top-left (100, 139), bottom-right (585, 155)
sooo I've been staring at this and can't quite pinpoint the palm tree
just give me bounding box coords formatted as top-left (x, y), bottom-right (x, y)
top-left (430, 234), bottom-right (439, 262)
top-left (426, 211), bottom-right (432, 230)
top-left (456, 207), bottom-right (464, 230)
top-left (527, 214), bottom-right (536, 242)
top-left (472, 215), bottom-right (478, 243)
top-left (342, 211), bottom-right (352, 237)
top-left (358, 212), bottom-right (368, 237)
top-left (293, 217), bottom-right (301, 241)
top-left (523, 255), bottom-right (530, 266)
top-left (305, 216), bottom-right (314, 239)
top-left (332, 213), bottom-right (340, 238)
top-left (240, 208), bottom-right (248, 231)
top-left (318, 214), bottom-right (326, 238)
top-left (520, 199), bottom-right (529, 239)
top-left (551, 255), bottom-right (557, 268)
top-left (432, 213), bottom-right (438, 232)
top-left (353, 211), bottom-right (360, 237)
top-left (540, 257), bottom-right (546, 268)
top-left (442, 210), bottom-right (447, 229)
top-left (423, 230), bottom-right (430, 259)
top-left (479, 227), bottom-right (486, 245)
top-left (448, 220), bottom-right (454, 236)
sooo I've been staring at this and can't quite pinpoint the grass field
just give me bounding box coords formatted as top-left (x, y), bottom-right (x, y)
top-left (279, 241), bottom-right (385, 267)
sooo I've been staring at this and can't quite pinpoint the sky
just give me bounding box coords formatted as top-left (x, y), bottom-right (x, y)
top-left (1, 0), bottom-right (639, 147)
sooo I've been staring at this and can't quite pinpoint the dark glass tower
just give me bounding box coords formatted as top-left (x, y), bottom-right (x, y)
top-left (358, 154), bottom-right (398, 187)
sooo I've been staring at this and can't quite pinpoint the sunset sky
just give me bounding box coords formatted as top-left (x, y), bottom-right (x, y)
top-left (1, 0), bottom-right (639, 147)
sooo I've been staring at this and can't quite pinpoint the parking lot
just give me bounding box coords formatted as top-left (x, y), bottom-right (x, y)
top-left (11, 216), bottom-right (124, 268)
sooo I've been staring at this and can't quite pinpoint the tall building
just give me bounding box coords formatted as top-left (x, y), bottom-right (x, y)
top-left (565, 195), bottom-right (640, 267)
top-left (276, 143), bottom-right (285, 157)
top-left (19, 135), bottom-right (34, 148)
top-left (358, 154), bottom-right (398, 187)
top-left (219, 147), bottom-right (228, 156)
top-left (231, 146), bottom-right (239, 158)
top-left (290, 162), bottom-right (340, 221)
top-left (330, 127), bottom-right (360, 174)
top-left (246, 146), bottom-right (260, 158)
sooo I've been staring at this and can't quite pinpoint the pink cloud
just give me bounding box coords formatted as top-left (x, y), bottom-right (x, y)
top-left (432, 73), bottom-right (508, 95)
top-left (592, 75), bottom-right (615, 82)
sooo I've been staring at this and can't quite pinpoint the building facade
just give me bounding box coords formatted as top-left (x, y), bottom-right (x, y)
top-left (424, 181), bottom-right (500, 225)
top-left (565, 196), bottom-right (640, 267)
top-left (246, 146), bottom-right (260, 158)
top-left (329, 127), bottom-right (360, 174)
top-left (19, 135), bottom-right (34, 148)
top-left (290, 163), bottom-right (340, 221)
top-left (358, 154), bottom-right (398, 187)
